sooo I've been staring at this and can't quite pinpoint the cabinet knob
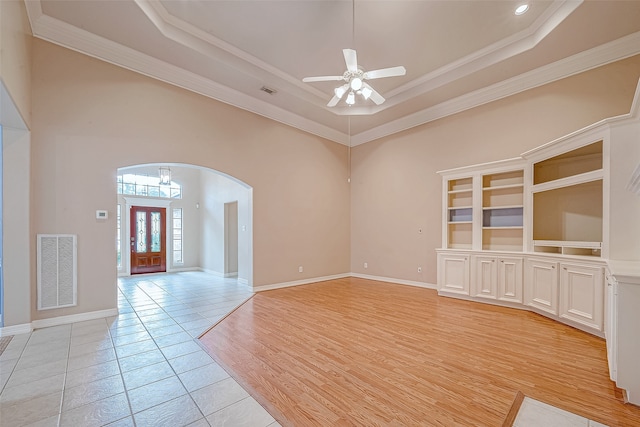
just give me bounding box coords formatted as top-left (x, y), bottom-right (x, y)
top-left (552, 265), bottom-right (555, 269)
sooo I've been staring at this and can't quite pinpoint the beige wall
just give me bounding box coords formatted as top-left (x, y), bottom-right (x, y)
top-left (350, 55), bottom-right (640, 285)
top-left (0, 0), bottom-right (32, 128)
top-left (1, 0), bottom-right (31, 329)
top-left (200, 170), bottom-right (251, 282)
top-left (31, 39), bottom-right (350, 320)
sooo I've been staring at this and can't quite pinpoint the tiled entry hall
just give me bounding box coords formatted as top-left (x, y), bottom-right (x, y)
top-left (0, 272), bottom-right (280, 427)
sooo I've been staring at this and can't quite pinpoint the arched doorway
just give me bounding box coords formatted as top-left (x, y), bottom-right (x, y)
top-left (116, 163), bottom-right (253, 287)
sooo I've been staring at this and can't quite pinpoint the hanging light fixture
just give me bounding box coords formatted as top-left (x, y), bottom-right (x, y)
top-left (345, 91), bottom-right (356, 105)
top-left (159, 167), bottom-right (171, 185)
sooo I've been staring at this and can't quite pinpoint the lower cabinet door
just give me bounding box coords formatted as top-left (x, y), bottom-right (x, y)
top-left (497, 257), bottom-right (523, 303)
top-left (559, 263), bottom-right (604, 331)
top-left (472, 256), bottom-right (497, 299)
top-left (524, 258), bottom-right (559, 315)
top-left (438, 253), bottom-right (470, 295)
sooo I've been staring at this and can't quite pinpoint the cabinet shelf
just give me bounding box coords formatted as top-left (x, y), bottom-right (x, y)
top-left (533, 141), bottom-right (602, 185)
top-left (448, 189), bottom-right (472, 195)
top-left (533, 240), bottom-right (602, 257)
top-left (483, 183), bottom-right (524, 191)
top-left (531, 169), bottom-right (603, 194)
top-left (482, 205), bottom-right (523, 210)
top-left (483, 226), bottom-right (523, 230)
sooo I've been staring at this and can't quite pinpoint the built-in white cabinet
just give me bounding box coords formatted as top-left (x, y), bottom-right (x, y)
top-left (524, 257), bottom-right (559, 315)
top-left (497, 257), bottom-right (524, 303)
top-left (472, 255), bottom-right (523, 303)
top-left (606, 262), bottom-right (640, 406)
top-left (522, 258), bottom-right (604, 331)
top-left (559, 263), bottom-right (604, 331)
top-left (605, 269), bottom-right (617, 382)
top-left (437, 82), bottom-right (640, 403)
top-left (437, 253), bottom-right (470, 295)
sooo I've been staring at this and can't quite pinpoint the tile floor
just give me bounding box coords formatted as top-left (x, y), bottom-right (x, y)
top-left (0, 271), bottom-right (281, 427)
top-left (514, 396), bottom-right (609, 427)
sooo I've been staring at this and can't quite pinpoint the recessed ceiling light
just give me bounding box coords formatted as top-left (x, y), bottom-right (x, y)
top-left (515, 4), bottom-right (529, 15)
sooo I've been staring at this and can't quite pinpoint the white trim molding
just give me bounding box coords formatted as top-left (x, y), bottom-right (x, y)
top-left (0, 323), bottom-right (32, 337)
top-left (253, 273), bottom-right (351, 292)
top-left (24, 0), bottom-right (640, 147)
top-left (350, 273), bottom-right (438, 290)
top-left (30, 308), bottom-right (119, 330)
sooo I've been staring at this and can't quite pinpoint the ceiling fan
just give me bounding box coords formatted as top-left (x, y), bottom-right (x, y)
top-left (303, 48), bottom-right (406, 107)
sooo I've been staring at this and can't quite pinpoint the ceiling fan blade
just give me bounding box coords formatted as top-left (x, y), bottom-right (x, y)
top-left (343, 49), bottom-right (358, 73)
top-left (364, 66), bottom-right (406, 80)
top-left (363, 83), bottom-right (385, 105)
top-left (327, 95), bottom-right (342, 107)
top-left (302, 75), bottom-right (344, 83)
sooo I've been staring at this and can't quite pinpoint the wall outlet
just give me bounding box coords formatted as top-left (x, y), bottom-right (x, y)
top-left (298, 266), bottom-right (303, 273)
top-left (417, 267), bottom-right (422, 273)
top-left (364, 262), bottom-right (368, 269)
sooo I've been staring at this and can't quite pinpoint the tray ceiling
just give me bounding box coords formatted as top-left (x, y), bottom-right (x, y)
top-left (25, 0), bottom-right (640, 145)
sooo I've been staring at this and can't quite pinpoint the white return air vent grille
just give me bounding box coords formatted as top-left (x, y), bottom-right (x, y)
top-left (37, 234), bottom-right (77, 310)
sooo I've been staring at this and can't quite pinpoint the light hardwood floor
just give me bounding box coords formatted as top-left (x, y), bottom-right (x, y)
top-left (199, 277), bottom-right (640, 426)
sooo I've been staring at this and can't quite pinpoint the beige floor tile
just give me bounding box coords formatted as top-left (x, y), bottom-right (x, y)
top-left (205, 396), bottom-right (275, 427)
top-left (62, 374), bottom-right (125, 411)
top-left (0, 373), bottom-right (65, 405)
top-left (127, 375), bottom-right (188, 414)
top-left (167, 350), bottom-right (214, 374)
top-left (65, 359), bottom-right (121, 388)
top-left (122, 360), bottom-right (174, 390)
top-left (133, 394), bottom-right (203, 427)
top-left (59, 392), bottom-right (130, 427)
top-left (178, 362), bottom-right (230, 393)
top-left (190, 377), bottom-right (249, 417)
top-left (4, 359), bottom-right (67, 389)
top-left (0, 390), bottom-right (62, 426)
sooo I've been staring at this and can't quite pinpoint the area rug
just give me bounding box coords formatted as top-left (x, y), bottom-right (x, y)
top-left (0, 335), bottom-right (13, 356)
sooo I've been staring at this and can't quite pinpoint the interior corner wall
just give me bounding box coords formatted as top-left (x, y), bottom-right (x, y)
top-left (199, 170), bottom-right (251, 283)
top-left (31, 39), bottom-right (350, 321)
top-left (2, 127), bottom-right (30, 328)
top-left (350, 55), bottom-right (640, 285)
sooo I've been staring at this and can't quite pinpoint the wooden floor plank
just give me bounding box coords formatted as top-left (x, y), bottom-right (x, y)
top-left (199, 277), bottom-right (640, 426)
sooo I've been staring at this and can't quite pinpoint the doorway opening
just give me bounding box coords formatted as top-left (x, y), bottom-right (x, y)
top-left (116, 164), bottom-right (253, 287)
top-left (130, 206), bottom-right (167, 274)
top-left (224, 201), bottom-right (238, 277)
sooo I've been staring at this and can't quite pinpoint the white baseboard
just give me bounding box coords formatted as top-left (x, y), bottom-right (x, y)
top-left (253, 273), bottom-right (351, 292)
top-left (199, 268), bottom-right (225, 277)
top-left (350, 273), bottom-right (438, 290)
top-left (0, 323), bottom-right (32, 337)
top-left (168, 267), bottom-right (201, 273)
top-left (237, 278), bottom-right (249, 286)
top-left (31, 308), bottom-right (119, 330)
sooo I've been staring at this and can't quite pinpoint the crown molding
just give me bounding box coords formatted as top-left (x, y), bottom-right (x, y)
top-left (134, 0), bottom-right (581, 117)
top-left (380, 0), bottom-right (582, 110)
top-left (351, 31), bottom-right (640, 146)
top-left (25, 3), bottom-right (348, 145)
top-left (24, 1), bottom-right (640, 147)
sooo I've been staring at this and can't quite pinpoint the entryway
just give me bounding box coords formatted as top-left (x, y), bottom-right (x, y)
top-left (116, 164), bottom-right (253, 287)
top-left (130, 206), bottom-right (167, 274)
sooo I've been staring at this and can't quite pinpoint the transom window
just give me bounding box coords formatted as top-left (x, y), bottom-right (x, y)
top-left (117, 174), bottom-right (182, 199)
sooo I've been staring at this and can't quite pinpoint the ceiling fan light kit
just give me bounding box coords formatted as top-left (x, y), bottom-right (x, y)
top-left (303, 48), bottom-right (406, 108)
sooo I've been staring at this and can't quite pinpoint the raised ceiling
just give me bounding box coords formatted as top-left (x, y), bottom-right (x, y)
top-left (25, 0), bottom-right (640, 145)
